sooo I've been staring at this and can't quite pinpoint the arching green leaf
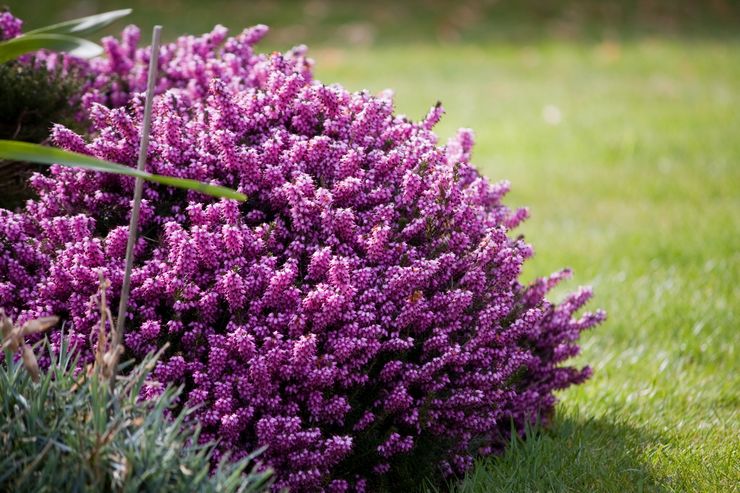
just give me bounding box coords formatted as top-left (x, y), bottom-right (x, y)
top-left (0, 34), bottom-right (102, 63)
top-left (24, 9), bottom-right (133, 36)
top-left (0, 140), bottom-right (246, 201)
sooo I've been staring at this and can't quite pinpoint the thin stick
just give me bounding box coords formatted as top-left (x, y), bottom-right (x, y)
top-left (95, 272), bottom-right (109, 373)
top-left (111, 25), bottom-right (162, 389)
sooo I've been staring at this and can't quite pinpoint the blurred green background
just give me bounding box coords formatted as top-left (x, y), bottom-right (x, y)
top-left (7, 1), bottom-right (740, 491)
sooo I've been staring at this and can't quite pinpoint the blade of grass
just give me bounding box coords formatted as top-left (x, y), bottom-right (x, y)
top-left (24, 9), bottom-right (132, 36)
top-left (0, 34), bottom-right (102, 63)
top-left (0, 140), bottom-right (246, 201)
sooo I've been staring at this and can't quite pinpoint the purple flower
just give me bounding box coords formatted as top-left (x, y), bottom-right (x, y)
top-left (0, 10), bottom-right (22, 40)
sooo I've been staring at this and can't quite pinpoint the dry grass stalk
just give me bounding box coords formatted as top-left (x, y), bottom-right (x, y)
top-left (0, 308), bottom-right (58, 382)
top-left (91, 272), bottom-right (123, 381)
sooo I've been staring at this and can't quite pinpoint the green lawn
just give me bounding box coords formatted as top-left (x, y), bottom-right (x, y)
top-left (12, 2), bottom-right (740, 491)
top-left (320, 41), bottom-right (739, 492)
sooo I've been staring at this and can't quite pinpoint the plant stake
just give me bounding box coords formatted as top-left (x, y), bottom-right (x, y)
top-left (110, 25), bottom-right (162, 389)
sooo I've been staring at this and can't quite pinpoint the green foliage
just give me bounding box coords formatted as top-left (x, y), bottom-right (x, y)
top-left (0, 59), bottom-right (85, 208)
top-left (0, 338), bottom-right (272, 493)
top-left (0, 60), bottom-right (83, 143)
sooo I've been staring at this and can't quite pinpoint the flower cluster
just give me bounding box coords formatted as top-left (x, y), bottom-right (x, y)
top-left (0, 18), bottom-right (604, 492)
top-left (0, 10), bottom-right (22, 41)
top-left (80, 23), bottom-right (311, 112)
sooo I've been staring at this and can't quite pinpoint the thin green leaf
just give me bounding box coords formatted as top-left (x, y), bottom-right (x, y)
top-left (0, 34), bottom-right (102, 63)
top-left (0, 140), bottom-right (246, 201)
top-left (24, 9), bottom-right (133, 36)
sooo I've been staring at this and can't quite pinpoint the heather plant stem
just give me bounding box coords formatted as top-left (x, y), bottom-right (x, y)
top-left (111, 25), bottom-right (161, 389)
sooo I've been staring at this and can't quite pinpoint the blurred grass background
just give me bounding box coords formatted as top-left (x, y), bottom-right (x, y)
top-left (8, 1), bottom-right (740, 491)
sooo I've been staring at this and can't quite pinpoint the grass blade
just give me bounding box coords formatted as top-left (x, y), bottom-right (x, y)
top-left (0, 140), bottom-right (246, 201)
top-left (24, 9), bottom-right (133, 36)
top-left (0, 34), bottom-right (102, 63)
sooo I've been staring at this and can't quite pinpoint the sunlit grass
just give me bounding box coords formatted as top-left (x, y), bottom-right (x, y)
top-left (312, 41), bottom-right (739, 492)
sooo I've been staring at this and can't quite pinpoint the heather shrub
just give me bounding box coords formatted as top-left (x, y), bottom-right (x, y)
top-left (0, 62), bottom-right (81, 208)
top-left (0, 19), bottom-right (605, 492)
top-left (0, 335), bottom-right (272, 493)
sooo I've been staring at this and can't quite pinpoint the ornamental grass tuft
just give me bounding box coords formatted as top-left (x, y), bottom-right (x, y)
top-left (0, 330), bottom-right (272, 493)
top-left (0, 15), bottom-right (605, 492)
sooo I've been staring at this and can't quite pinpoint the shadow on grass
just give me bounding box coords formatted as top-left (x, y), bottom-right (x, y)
top-left (425, 413), bottom-right (668, 493)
